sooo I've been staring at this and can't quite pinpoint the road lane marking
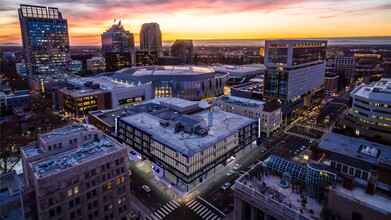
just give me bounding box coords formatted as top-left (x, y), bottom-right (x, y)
top-left (166, 202), bottom-right (175, 210)
top-left (186, 199), bottom-right (195, 206)
top-left (202, 210), bottom-right (212, 218)
top-left (197, 196), bottom-right (226, 217)
top-left (160, 206), bottom-right (169, 215)
top-left (199, 208), bottom-right (208, 216)
top-left (154, 212), bottom-right (163, 219)
top-left (194, 204), bottom-right (204, 212)
top-left (157, 210), bottom-right (165, 217)
top-left (196, 206), bottom-right (206, 214)
top-left (205, 213), bottom-right (215, 220)
top-left (163, 204), bottom-right (173, 211)
top-left (172, 200), bottom-right (180, 206)
top-left (190, 202), bottom-right (200, 210)
top-left (169, 200), bottom-right (179, 208)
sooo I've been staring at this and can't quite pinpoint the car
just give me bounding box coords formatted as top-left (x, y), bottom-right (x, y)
top-left (221, 182), bottom-right (230, 190)
top-left (223, 207), bottom-right (231, 214)
top-left (226, 170), bottom-right (234, 176)
top-left (142, 185), bottom-right (151, 192)
top-left (233, 164), bottom-right (241, 170)
top-left (309, 140), bottom-right (314, 144)
top-left (293, 149), bottom-right (300, 155)
top-left (260, 147), bottom-right (267, 153)
top-left (282, 139), bottom-right (287, 144)
top-left (300, 146), bottom-right (306, 150)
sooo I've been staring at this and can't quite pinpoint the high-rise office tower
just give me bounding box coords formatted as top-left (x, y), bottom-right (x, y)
top-left (139, 23), bottom-right (163, 57)
top-left (18, 4), bottom-right (71, 77)
top-left (101, 21), bottom-right (135, 55)
top-left (334, 56), bottom-right (356, 82)
top-left (171, 40), bottom-right (194, 64)
top-left (263, 40), bottom-right (327, 120)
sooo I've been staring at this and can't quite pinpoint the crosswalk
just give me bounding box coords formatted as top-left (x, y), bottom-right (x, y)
top-left (146, 200), bottom-right (180, 220)
top-left (286, 131), bottom-right (315, 142)
top-left (186, 199), bottom-right (221, 220)
top-left (297, 124), bottom-right (327, 132)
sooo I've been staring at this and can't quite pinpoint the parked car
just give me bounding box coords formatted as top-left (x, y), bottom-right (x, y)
top-left (233, 164), bottom-right (241, 170)
top-left (221, 182), bottom-right (231, 190)
top-left (142, 185), bottom-right (151, 192)
top-left (300, 146), bottom-right (306, 150)
top-left (226, 170), bottom-right (234, 176)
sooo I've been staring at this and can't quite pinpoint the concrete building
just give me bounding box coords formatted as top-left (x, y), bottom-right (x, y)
top-left (341, 78), bottom-right (391, 143)
top-left (19, 4), bottom-right (71, 77)
top-left (20, 124), bottom-right (131, 220)
top-left (384, 61), bottom-right (391, 78)
top-left (140, 23), bottom-right (163, 57)
top-left (16, 63), bottom-right (27, 78)
top-left (263, 40), bottom-right (327, 120)
top-left (57, 76), bottom-right (152, 119)
top-left (324, 73), bottom-right (339, 97)
top-left (212, 65), bottom-right (266, 84)
top-left (211, 96), bottom-right (282, 137)
top-left (68, 60), bottom-right (82, 74)
top-left (0, 90), bottom-right (31, 115)
top-left (105, 52), bottom-right (132, 72)
top-left (113, 65), bottom-right (228, 101)
top-left (101, 21), bottom-right (135, 55)
top-left (335, 57), bottom-right (356, 82)
top-left (171, 40), bottom-right (194, 64)
top-left (236, 152), bottom-right (391, 220)
top-left (135, 51), bottom-right (158, 66)
top-left (115, 98), bottom-right (258, 195)
top-left (87, 57), bottom-right (106, 74)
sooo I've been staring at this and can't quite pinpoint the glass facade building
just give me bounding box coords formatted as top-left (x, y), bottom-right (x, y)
top-left (306, 163), bottom-right (337, 199)
top-left (105, 52), bottom-right (132, 72)
top-left (101, 21), bottom-right (135, 55)
top-left (135, 51), bottom-right (158, 66)
top-left (19, 4), bottom-right (71, 77)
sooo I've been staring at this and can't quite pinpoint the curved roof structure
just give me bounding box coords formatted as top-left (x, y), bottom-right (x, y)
top-left (113, 65), bottom-right (227, 83)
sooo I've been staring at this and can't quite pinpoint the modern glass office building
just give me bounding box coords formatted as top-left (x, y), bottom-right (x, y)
top-left (18, 4), bottom-right (71, 77)
top-left (101, 21), bottom-right (135, 55)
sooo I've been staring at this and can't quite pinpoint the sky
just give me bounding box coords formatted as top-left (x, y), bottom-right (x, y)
top-left (0, 0), bottom-right (390, 46)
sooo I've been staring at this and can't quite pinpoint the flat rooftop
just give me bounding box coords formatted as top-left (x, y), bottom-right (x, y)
top-left (331, 182), bottom-right (391, 215)
top-left (318, 133), bottom-right (391, 168)
top-left (40, 124), bottom-right (95, 143)
top-left (120, 110), bottom-right (256, 157)
top-left (31, 137), bottom-right (123, 178)
top-left (231, 81), bottom-right (263, 94)
top-left (351, 78), bottom-right (391, 100)
top-left (0, 171), bottom-right (23, 207)
top-left (214, 95), bottom-right (266, 108)
top-left (235, 162), bottom-right (322, 219)
top-left (212, 65), bottom-right (265, 77)
top-left (60, 76), bottom-right (136, 97)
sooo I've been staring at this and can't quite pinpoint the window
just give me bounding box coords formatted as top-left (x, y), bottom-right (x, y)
top-left (56, 206), bottom-right (62, 214)
top-left (68, 189), bottom-right (73, 197)
top-left (352, 212), bottom-right (362, 220)
top-left (50, 209), bottom-right (55, 217)
top-left (69, 200), bottom-right (74, 208)
top-left (74, 186), bottom-right (79, 194)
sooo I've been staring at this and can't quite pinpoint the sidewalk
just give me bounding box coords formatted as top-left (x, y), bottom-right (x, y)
top-left (129, 192), bottom-right (153, 220)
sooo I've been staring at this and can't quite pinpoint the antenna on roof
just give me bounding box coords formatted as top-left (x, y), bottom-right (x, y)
top-left (113, 18), bottom-right (116, 23)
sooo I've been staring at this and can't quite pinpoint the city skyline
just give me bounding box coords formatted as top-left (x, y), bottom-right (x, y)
top-left (1, 0), bottom-right (391, 46)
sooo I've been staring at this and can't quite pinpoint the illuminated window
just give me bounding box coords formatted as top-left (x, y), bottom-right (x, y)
top-left (108, 182), bottom-right (112, 190)
top-left (116, 178), bottom-right (120, 185)
top-left (121, 176), bottom-right (125, 183)
top-left (68, 189), bottom-right (73, 197)
top-left (74, 186), bottom-right (79, 194)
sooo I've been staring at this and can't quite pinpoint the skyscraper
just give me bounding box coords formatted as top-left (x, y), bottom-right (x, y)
top-left (18, 4), bottom-right (71, 77)
top-left (334, 56), bottom-right (356, 82)
top-left (171, 40), bottom-right (194, 64)
top-left (101, 21), bottom-right (135, 54)
top-left (139, 23), bottom-right (163, 57)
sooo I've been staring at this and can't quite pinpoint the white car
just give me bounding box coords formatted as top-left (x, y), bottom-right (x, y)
top-left (142, 185), bottom-right (151, 192)
top-left (233, 164), bottom-right (241, 170)
top-left (226, 170), bottom-right (234, 176)
top-left (221, 182), bottom-right (231, 190)
top-left (300, 146), bottom-right (306, 150)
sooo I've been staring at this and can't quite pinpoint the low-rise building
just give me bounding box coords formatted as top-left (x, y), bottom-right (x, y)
top-left (114, 97), bottom-right (258, 196)
top-left (0, 90), bottom-right (31, 115)
top-left (341, 77), bottom-right (391, 143)
top-left (212, 95), bottom-right (282, 137)
top-left (86, 57), bottom-right (106, 74)
top-left (58, 76), bottom-right (152, 119)
top-left (135, 51), bottom-right (158, 66)
top-left (20, 124), bottom-right (131, 220)
top-left (324, 74), bottom-right (339, 97)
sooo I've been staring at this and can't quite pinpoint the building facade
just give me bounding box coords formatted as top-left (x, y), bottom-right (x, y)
top-left (101, 21), bottom-right (135, 55)
top-left (324, 74), bottom-right (339, 97)
top-left (263, 40), bottom-right (327, 121)
top-left (211, 96), bottom-right (282, 137)
top-left (334, 57), bottom-right (355, 82)
top-left (341, 78), bottom-right (391, 143)
top-left (135, 51), bottom-right (158, 66)
top-left (171, 40), bottom-right (194, 64)
top-left (113, 65), bottom-right (228, 101)
top-left (87, 57), bottom-right (106, 74)
top-left (105, 52), bottom-right (132, 72)
top-left (139, 23), bottom-right (163, 57)
top-left (16, 63), bottom-right (28, 78)
top-left (20, 124), bottom-right (131, 220)
top-left (116, 98), bottom-right (258, 195)
top-left (58, 76), bottom-right (153, 119)
top-left (18, 4), bottom-right (71, 77)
